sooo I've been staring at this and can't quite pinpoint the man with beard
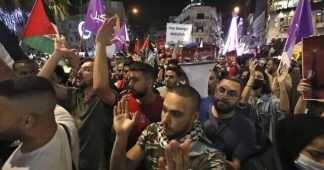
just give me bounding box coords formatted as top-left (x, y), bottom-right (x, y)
top-left (110, 85), bottom-right (225, 170)
top-left (122, 61), bottom-right (164, 150)
top-left (38, 17), bottom-right (118, 170)
top-left (114, 63), bottom-right (125, 90)
top-left (203, 77), bottom-right (257, 170)
top-left (157, 66), bottom-right (181, 97)
top-left (111, 52), bottom-right (126, 84)
top-left (265, 58), bottom-right (292, 97)
top-left (199, 66), bottom-right (221, 123)
top-left (118, 57), bottom-right (134, 95)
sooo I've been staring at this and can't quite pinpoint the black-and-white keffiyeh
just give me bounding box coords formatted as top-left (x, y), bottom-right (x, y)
top-left (156, 120), bottom-right (205, 147)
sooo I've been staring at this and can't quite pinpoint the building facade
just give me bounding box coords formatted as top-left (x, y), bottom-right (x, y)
top-left (174, 1), bottom-right (223, 46)
top-left (266, 0), bottom-right (324, 43)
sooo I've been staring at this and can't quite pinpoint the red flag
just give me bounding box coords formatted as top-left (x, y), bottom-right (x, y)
top-left (21, 0), bottom-right (57, 53)
top-left (140, 36), bottom-right (150, 60)
top-left (156, 39), bottom-right (165, 51)
top-left (141, 37), bottom-right (149, 50)
top-left (134, 37), bottom-right (141, 53)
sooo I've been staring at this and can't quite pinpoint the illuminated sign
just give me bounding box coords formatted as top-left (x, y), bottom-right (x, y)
top-left (78, 21), bottom-right (92, 40)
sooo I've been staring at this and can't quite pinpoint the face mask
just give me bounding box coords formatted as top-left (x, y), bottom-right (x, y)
top-left (295, 154), bottom-right (324, 170)
top-left (252, 79), bottom-right (265, 90)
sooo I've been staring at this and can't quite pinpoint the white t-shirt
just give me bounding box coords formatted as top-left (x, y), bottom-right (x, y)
top-left (2, 105), bottom-right (79, 170)
top-left (157, 86), bottom-right (168, 97)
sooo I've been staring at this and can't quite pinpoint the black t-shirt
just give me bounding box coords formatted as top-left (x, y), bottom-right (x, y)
top-left (203, 111), bottom-right (257, 161)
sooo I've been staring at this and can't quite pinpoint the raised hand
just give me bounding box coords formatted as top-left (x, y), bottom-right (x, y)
top-left (113, 100), bottom-right (138, 135)
top-left (297, 79), bottom-right (311, 95)
top-left (248, 59), bottom-right (258, 78)
top-left (158, 139), bottom-right (191, 170)
top-left (277, 64), bottom-right (288, 85)
top-left (157, 69), bottom-right (164, 82)
top-left (96, 15), bottom-right (117, 46)
top-left (53, 36), bottom-right (77, 55)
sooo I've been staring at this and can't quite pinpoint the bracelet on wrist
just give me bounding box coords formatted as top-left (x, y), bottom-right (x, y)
top-left (246, 84), bottom-right (252, 88)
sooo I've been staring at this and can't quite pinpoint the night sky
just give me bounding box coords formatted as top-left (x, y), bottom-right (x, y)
top-left (74, 0), bottom-right (249, 36)
top-left (121, 0), bottom-right (249, 36)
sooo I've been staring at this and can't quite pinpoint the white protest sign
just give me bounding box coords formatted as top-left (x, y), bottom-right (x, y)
top-left (166, 23), bottom-right (192, 44)
top-left (180, 61), bottom-right (217, 98)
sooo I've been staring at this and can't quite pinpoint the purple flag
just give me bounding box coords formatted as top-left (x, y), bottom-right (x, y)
top-left (84, 0), bottom-right (106, 35)
top-left (283, 0), bottom-right (314, 60)
top-left (114, 24), bottom-right (129, 53)
top-left (114, 42), bottom-right (123, 53)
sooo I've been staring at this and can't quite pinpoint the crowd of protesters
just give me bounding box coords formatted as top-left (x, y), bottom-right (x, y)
top-left (0, 16), bottom-right (323, 170)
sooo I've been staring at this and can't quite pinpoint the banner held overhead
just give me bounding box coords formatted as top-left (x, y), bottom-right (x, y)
top-left (166, 23), bottom-right (192, 44)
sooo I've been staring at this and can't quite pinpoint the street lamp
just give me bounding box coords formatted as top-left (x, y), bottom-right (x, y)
top-left (234, 7), bottom-right (240, 14)
top-left (132, 7), bottom-right (139, 15)
top-left (127, 7), bottom-right (140, 41)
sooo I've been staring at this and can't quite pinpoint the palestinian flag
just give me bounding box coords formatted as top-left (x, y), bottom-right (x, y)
top-left (21, 0), bottom-right (58, 54)
top-left (139, 36), bottom-right (149, 61)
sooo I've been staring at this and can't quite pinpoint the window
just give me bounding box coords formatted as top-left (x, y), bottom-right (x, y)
top-left (75, 34), bottom-right (80, 42)
top-left (196, 26), bottom-right (204, 32)
top-left (197, 13), bottom-right (204, 19)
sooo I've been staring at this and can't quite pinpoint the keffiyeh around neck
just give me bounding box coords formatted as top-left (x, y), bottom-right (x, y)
top-left (156, 120), bottom-right (204, 147)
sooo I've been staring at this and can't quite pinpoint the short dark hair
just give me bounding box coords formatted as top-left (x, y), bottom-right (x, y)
top-left (13, 59), bottom-right (38, 71)
top-left (255, 66), bottom-right (271, 94)
top-left (0, 76), bottom-right (56, 101)
top-left (129, 61), bottom-right (156, 80)
top-left (0, 77), bottom-right (57, 114)
top-left (116, 52), bottom-right (126, 58)
top-left (222, 77), bottom-right (244, 92)
top-left (169, 85), bottom-right (201, 112)
top-left (212, 65), bottom-right (227, 82)
top-left (124, 57), bottom-right (134, 67)
top-left (80, 58), bottom-right (94, 65)
top-left (268, 58), bottom-right (280, 67)
top-left (165, 66), bottom-right (181, 77)
top-left (167, 59), bottom-right (179, 66)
